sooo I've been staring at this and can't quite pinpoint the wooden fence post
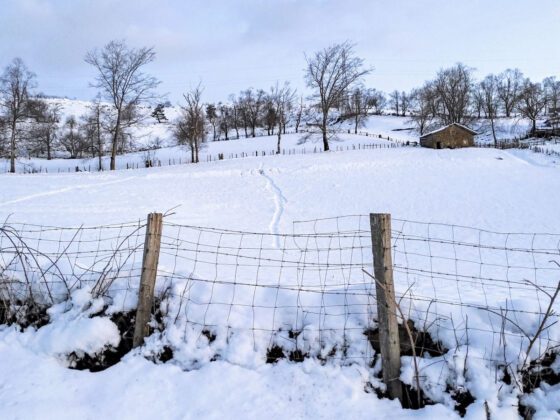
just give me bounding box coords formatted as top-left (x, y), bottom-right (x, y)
top-left (370, 213), bottom-right (402, 401)
top-left (133, 212), bottom-right (163, 348)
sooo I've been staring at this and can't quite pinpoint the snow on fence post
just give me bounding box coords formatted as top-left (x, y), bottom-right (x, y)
top-left (370, 213), bottom-right (403, 402)
top-left (133, 212), bottom-right (163, 348)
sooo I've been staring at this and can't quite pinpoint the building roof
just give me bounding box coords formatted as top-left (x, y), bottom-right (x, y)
top-left (420, 123), bottom-right (478, 139)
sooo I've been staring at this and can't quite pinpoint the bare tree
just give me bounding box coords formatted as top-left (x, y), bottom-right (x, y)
top-left (433, 63), bottom-right (474, 125)
top-left (243, 88), bottom-right (266, 138)
top-left (389, 90), bottom-right (400, 115)
top-left (228, 95), bottom-right (241, 139)
top-left (270, 82), bottom-right (296, 154)
top-left (218, 103), bottom-right (231, 140)
top-left (472, 84), bottom-right (485, 118)
top-left (399, 91), bottom-right (411, 116)
top-left (347, 88), bottom-right (376, 133)
top-left (90, 96), bottom-right (107, 170)
top-left (60, 115), bottom-right (87, 158)
top-left (236, 91), bottom-right (250, 137)
top-left (175, 85), bottom-right (206, 163)
top-left (30, 99), bottom-right (61, 160)
top-left (85, 40), bottom-right (160, 170)
top-left (409, 85), bottom-right (435, 135)
top-left (543, 76), bottom-right (560, 114)
top-left (205, 103), bottom-right (218, 141)
top-left (480, 75), bottom-right (500, 146)
top-left (0, 116), bottom-right (7, 157)
top-left (116, 102), bottom-right (142, 154)
top-left (80, 113), bottom-right (97, 159)
top-left (80, 96), bottom-right (109, 170)
top-left (517, 79), bottom-right (547, 136)
top-left (305, 42), bottom-right (371, 151)
top-left (294, 96), bottom-right (305, 133)
top-left (371, 89), bottom-right (387, 115)
top-left (497, 69), bottom-right (524, 118)
top-left (0, 58), bottom-right (36, 173)
top-left (263, 99), bottom-right (277, 136)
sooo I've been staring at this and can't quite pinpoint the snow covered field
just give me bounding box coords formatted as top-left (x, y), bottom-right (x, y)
top-left (1, 130), bottom-right (560, 419)
top-left (2, 144), bottom-right (558, 231)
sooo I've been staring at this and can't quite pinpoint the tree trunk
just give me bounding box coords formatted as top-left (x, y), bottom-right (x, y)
top-left (322, 115), bottom-right (329, 151)
top-left (96, 109), bottom-right (103, 171)
top-left (9, 120), bottom-right (16, 173)
top-left (97, 135), bottom-right (103, 171)
top-left (354, 114), bottom-right (358, 134)
top-left (322, 130), bottom-right (329, 151)
top-left (111, 111), bottom-right (121, 171)
top-left (276, 123), bottom-right (282, 154)
top-left (46, 134), bottom-right (52, 160)
top-left (491, 117), bottom-right (497, 147)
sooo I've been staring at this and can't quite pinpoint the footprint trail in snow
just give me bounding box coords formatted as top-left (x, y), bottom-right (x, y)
top-left (258, 164), bottom-right (287, 248)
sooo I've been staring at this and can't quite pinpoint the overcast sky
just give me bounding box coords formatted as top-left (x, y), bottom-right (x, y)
top-left (1, 0), bottom-right (559, 103)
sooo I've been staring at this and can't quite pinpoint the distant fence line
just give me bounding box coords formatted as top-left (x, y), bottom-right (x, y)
top-left (475, 138), bottom-right (560, 159)
top-left (6, 129), bottom-right (408, 174)
top-left (475, 138), bottom-right (555, 149)
top-left (5, 132), bottom-right (559, 174)
top-left (208, 128), bottom-right (407, 145)
top-left (531, 145), bottom-right (560, 158)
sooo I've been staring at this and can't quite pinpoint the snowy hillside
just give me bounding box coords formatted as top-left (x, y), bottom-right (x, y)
top-left (1, 139), bottom-right (560, 418)
top-left (44, 97), bottom-right (180, 148)
top-left (46, 97), bottom-right (540, 145)
top-left (1, 98), bottom-right (560, 420)
top-left (2, 96), bottom-right (548, 175)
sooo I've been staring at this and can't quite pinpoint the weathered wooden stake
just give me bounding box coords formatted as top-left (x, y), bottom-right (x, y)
top-left (370, 213), bottom-right (402, 401)
top-left (133, 212), bottom-right (163, 348)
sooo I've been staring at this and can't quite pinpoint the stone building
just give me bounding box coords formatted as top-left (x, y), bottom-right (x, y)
top-left (419, 123), bottom-right (477, 149)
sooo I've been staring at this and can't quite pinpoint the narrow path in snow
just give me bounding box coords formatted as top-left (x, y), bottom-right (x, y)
top-left (258, 163), bottom-right (287, 248)
top-left (0, 176), bottom-right (136, 207)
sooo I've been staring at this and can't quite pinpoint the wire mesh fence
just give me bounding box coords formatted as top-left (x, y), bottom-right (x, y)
top-left (1, 214), bottom-right (559, 373)
top-left (158, 217), bottom-right (377, 365)
top-left (0, 220), bottom-right (146, 320)
top-left (389, 217), bottom-right (560, 367)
